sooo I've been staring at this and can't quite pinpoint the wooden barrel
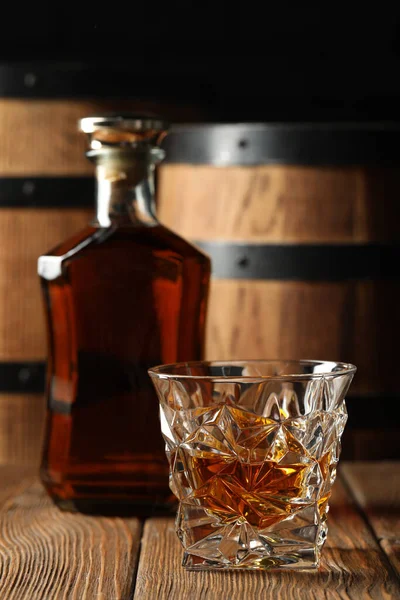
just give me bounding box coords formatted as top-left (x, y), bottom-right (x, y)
top-left (158, 123), bottom-right (400, 459)
top-left (0, 62), bottom-right (207, 466)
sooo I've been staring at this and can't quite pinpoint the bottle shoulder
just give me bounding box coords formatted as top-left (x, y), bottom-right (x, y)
top-left (41, 225), bottom-right (100, 257)
top-left (148, 224), bottom-right (210, 263)
top-left (38, 226), bottom-right (101, 280)
top-left (41, 223), bottom-right (208, 257)
top-left (38, 223), bottom-right (210, 281)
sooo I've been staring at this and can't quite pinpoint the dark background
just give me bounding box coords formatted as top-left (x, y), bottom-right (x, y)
top-left (3, 9), bottom-right (400, 122)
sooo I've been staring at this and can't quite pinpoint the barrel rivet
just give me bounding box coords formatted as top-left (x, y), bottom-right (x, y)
top-left (237, 256), bottom-right (249, 268)
top-left (22, 181), bottom-right (35, 195)
top-left (24, 73), bottom-right (37, 88)
top-left (18, 368), bottom-right (32, 383)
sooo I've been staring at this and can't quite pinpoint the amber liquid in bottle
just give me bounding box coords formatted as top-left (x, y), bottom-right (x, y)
top-left (39, 119), bottom-right (210, 515)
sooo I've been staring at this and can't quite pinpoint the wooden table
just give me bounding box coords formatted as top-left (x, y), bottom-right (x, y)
top-left (0, 463), bottom-right (399, 600)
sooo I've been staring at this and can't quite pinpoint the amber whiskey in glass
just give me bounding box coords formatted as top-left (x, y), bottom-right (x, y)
top-left (38, 115), bottom-right (210, 515)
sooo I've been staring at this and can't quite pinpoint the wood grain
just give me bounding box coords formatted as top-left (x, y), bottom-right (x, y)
top-left (342, 462), bottom-right (400, 576)
top-left (0, 464), bottom-right (398, 599)
top-left (0, 208), bottom-right (91, 361)
top-left (0, 208), bottom-right (91, 467)
top-left (159, 163), bottom-right (400, 432)
top-left (0, 394), bottom-right (46, 466)
top-left (0, 477), bottom-right (141, 600)
top-left (134, 479), bottom-right (400, 600)
top-left (206, 279), bottom-right (399, 396)
top-left (0, 207), bottom-right (91, 467)
top-left (0, 100), bottom-right (203, 176)
top-left (0, 465), bottom-right (35, 508)
top-left (158, 164), bottom-right (400, 243)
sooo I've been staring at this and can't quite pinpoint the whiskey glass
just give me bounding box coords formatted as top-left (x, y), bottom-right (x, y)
top-left (149, 360), bottom-right (356, 571)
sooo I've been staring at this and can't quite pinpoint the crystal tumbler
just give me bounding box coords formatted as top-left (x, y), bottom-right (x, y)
top-left (149, 360), bottom-right (356, 570)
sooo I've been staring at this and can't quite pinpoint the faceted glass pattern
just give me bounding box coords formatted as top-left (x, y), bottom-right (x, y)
top-left (149, 360), bottom-right (356, 571)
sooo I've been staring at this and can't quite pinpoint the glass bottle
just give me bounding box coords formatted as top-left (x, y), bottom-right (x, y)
top-left (38, 115), bottom-right (210, 515)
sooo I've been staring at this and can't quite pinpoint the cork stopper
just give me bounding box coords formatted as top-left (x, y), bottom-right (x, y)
top-left (79, 114), bottom-right (168, 149)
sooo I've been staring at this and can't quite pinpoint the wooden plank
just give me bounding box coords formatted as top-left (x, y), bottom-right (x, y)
top-left (0, 394), bottom-right (46, 466)
top-left (205, 279), bottom-right (399, 397)
top-left (134, 479), bottom-right (400, 600)
top-left (206, 279), bottom-right (348, 364)
top-left (158, 164), bottom-right (399, 244)
top-left (342, 461), bottom-right (400, 577)
top-left (0, 99), bottom-right (90, 176)
top-left (0, 465), bottom-right (36, 508)
top-left (0, 99), bottom-right (203, 176)
top-left (0, 208), bottom-right (91, 361)
top-left (0, 477), bottom-right (141, 600)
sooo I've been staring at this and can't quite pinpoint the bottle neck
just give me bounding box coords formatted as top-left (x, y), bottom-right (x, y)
top-left (93, 150), bottom-right (158, 227)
